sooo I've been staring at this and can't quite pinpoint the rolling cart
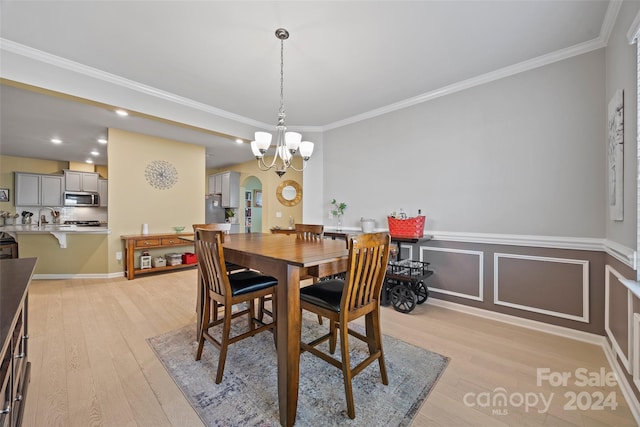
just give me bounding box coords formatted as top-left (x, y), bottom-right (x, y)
top-left (382, 217), bottom-right (434, 313)
top-left (383, 259), bottom-right (433, 313)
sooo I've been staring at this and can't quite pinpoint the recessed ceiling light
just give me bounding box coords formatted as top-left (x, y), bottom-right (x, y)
top-left (98, 138), bottom-right (107, 144)
top-left (51, 138), bottom-right (62, 144)
top-left (85, 159), bottom-right (94, 164)
top-left (91, 150), bottom-right (99, 156)
top-left (115, 109), bottom-right (129, 117)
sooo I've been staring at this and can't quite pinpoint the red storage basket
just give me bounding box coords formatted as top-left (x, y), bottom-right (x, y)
top-left (182, 252), bottom-right (197, 265)
top-left (387, 215), bottom-right (426, 238)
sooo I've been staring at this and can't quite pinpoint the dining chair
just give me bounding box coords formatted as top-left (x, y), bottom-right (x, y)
top-left (295, 223), bottom-right (324, 240)
top-left (194, 228), bottom-right (278, 384)
top-left (299, 232), bottom-right (391, 419)
top-left (258, 223), bottom-right (325, 324)
top-left (192, 223), bottom-right (244, 272)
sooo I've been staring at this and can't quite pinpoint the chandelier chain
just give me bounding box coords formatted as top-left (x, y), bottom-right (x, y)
top-left (280, 38), bottom-right (285, 119)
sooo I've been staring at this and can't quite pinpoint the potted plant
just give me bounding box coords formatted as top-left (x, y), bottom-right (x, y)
top-left (330, 199), bottom-right (347, 231)
top-left (225, 208), bottom-right (236, 223)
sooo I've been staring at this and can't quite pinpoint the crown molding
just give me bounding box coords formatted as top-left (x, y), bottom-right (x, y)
top-left (323, 36), bottom-right (606, 131)
top-left (0, 38), bottom-right (271, 130)
top-left (600, 0), bottom-right (623, 45)
top-left (0, 1), bottom-right (618, 134)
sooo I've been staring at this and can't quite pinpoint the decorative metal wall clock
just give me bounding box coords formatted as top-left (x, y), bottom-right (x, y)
top-left (145, 160), bottom-right (178, 190)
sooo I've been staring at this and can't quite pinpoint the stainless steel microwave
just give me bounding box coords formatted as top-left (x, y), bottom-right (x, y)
top-left (63, 191), bottom-right (100, 207)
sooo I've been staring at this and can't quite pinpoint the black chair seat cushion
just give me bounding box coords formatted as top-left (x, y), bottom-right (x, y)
top-left (299, 279), bottom-right (345, 313)
top-left (228, 270), bottom-right (277, 296)
top-left (225, 261), bottom-right (244, 272)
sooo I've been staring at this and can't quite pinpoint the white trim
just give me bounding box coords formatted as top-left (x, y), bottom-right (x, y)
top-left (605, 265), bottom-right (633, 373)
top-left (603, 338), bottom-right (640, 425)
top-left (33, 272), bottom-right (123, 280)
top-left (0, 38), bottom-right (290, 132)
top-left (621, 278), bottom-right (640, 299)
top-left (627, 8), bottom-right (640, 44)
top-left (601, 0), bottom-right (623, 45)
top-left (398, 244), bottom-right (413, 262)
top-left (494, 253), bottom-right (589, 323)
top-left (428, 230), bottom-right (603, 251)
top-left (420, 246), bottom-right (483, 302)
top-left (605, 239), bottom-right (637, 269)
top-left (426, 297), bottom-right (603, 345)
top-left (323, 37), bottom-right (605, 131)
top-left (420, 231), bottom-right (635, 269)
top-left (633, 313), bottom-right (640, 390)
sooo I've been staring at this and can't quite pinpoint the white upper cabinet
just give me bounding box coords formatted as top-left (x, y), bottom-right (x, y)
top-left (14, 172), bottom-right (63, 207)
top-left (64, 170), bottom-right (99, 192)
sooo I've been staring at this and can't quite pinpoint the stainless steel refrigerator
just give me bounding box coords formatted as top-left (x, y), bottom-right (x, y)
top-left (205, 194), bottom-right (226, 223)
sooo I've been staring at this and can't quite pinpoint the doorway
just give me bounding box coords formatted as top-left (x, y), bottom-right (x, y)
top-left (242, 176), bottom-right (262, 233)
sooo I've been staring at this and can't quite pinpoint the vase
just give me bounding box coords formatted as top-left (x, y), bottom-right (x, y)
top-left (336, 214), bottom-right (343, 231)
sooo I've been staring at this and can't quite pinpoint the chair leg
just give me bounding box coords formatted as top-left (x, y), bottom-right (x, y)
top-left (339, 324), bottom-right (356, 419)
top-left (215, 304), bottom-right (233, 384)
top-left (195, 296), bottom-right (210, 361)
top-left (374, 314), bottom-right (388, 385)
top-left (248, 299), bottom-right (256, 331)
top-left (329, 320), bottom-right (338, 354)
top-left (258, 296), bottom-right (268, 323)
top-left (366, 311), bottom-right (389, 385)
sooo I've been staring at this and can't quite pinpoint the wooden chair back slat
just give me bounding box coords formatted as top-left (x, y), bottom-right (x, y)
top-left (342, 233), bottom-right (390, 313)
top-left (195, 229), bottom-right (230, 297)
top-left (295, 223), bottom-right (324, 241)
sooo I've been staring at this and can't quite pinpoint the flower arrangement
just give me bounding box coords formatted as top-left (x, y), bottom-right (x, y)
top-left (330, 199), bottom-right (347, 216)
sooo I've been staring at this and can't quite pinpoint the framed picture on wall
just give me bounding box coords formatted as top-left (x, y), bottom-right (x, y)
top-left (254, 190), bottom-right (262, 207)
top-left (0, 188), bottom-right (9, 202)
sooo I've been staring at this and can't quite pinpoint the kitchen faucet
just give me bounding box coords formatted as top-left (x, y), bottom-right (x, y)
top-left (37, 207), bottom-right (56, 227)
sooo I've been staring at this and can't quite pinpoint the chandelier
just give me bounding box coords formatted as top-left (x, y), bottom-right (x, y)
top-left (250, 28), bottom-right (314, 177)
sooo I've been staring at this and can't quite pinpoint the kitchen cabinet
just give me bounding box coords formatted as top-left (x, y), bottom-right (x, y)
top-left (63, 170), bottom-right (99, 192)
top-left (0, 258), bottom-right (36, 427)
top-left (14, 172), bottom-right (63, 207)
top-left (121, 233), bottom-right (196, 280)
top-left (208, 171), bottom-right (240, 208)
top-left (98, 179), bottom-right (108, 207)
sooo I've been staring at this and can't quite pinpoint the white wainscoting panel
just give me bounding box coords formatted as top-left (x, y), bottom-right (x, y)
top-left (420, 246), bottom-right (484, 302)
top-left (494, 253), bottom-right (590, 323)
top-left (605, 264), bottom-right (633, 374)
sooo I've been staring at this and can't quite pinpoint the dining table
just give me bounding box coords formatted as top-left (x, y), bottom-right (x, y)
top-left (199, 232), bottom-right (349, 426)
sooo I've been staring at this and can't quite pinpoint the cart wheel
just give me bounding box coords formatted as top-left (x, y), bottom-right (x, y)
top-left (415, 281), bottom-right (429, 304)
top-left (389, 284), bottom-right (417, 313)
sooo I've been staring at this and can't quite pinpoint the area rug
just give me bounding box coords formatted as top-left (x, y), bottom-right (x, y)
top-left (148, 313), bottom-right (449, 426)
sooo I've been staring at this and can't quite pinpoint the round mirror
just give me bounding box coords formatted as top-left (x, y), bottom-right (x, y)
top-left (276, 180), bottom-right (302, 206)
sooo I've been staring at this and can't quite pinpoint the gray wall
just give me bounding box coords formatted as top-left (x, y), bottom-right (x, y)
top-left (323, 49), bottom-right (606, 238)
top-left (605, 0), bottom-right (639, 251)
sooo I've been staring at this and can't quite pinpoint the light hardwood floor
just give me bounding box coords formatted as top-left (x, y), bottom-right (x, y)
top-left (23, 270), bottom-right (636, 426)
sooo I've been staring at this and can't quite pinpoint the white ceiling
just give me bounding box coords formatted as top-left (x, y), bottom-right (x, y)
top-left (0, 1), bottom-right (614, 169)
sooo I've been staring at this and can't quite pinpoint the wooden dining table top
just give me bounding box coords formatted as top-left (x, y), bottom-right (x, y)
top-left (222, 232), bottom-right (348, 267)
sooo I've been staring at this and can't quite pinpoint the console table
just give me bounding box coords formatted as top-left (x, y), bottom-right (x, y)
top-left (270, 228), bottom-right (296, 235)
top-left (121, 233), bottom-right (195, 280)
top-left (1, 257), bottom-right (36, 427)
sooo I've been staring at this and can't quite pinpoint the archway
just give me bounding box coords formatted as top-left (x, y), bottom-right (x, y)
top-left (241, 176), bottom-right (263, 233)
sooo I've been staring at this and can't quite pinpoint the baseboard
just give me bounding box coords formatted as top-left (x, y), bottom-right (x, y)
top-left (426, 297), bottom-right (604, 345)
top-left (33, 271), bottom-right (124, 280)
top-left (428, 297), bottom-right (640, 424)
top-left (602, 340), bottom-right (640, 425)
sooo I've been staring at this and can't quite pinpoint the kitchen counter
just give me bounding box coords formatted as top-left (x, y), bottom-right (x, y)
top-left (0, 224), bottom-right (111, 248)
